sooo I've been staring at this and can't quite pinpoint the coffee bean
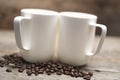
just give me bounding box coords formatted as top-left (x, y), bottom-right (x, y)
top-left (71, 68), bottom-right (75, 72)
top-left (56, 71), bottom-right (62, 75)
top-left (35, 72), bottom-right (39, 76)
top-left (51, 64), bottom-right (56, 67)
top-left (70, 72), bottom-right (75, 77)
top-left (26, 65), bottom-right (31, 69)
top-left (31, 64), bottom-right (35, 68)
top-left (35, 67), bottom-right (39, 71)
top-left (64, 71), bottom-right (70, 75)
top-left (45, 68), bottom-right (50, 72)
top-left (6, 68), bottom-right (12, 72)
top-left (57, 65), bottom-right (62, 69)
top-left (18, 68), bottom-right (24, 73)
top-left (83, 75), bottom-right (91, 80)
top-left (50, 69), bottom-right (54, 73)
top-left (60, 69), bottom-right (64, 73)
top-left (74, 72), bottom-right (79, 77)
top-left (47, 65), bottom-right (51, 68)
top-left (88, 72), bottom-right (93, 77)
top-left (0, 63), bottom-right (4, 67)
top-left (82, 71), bottom-right (89, 76)
top-left (46, 71), bottom-right (51, 75)
top-left (31, 68), bottom-right (36, 74)
top-left (38, 69), bottom-right (44, 74)
top-left (26, 70), bottom-right (32, 76)
top-left (54, 67), bottom-right (58, 71)
top-left (78, 72), bottom-right (83, 77)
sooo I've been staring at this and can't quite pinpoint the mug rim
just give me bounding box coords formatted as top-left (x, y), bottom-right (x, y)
top-left (21, 8), bottom-right (58, 16)
top-left (60, 11), bottom-right (97, 19)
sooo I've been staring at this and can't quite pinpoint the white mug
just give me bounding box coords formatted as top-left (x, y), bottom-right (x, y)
top-left (14, 9), bottom-right (58, 62)
top-left (58, 12), bottom-right (107, 65)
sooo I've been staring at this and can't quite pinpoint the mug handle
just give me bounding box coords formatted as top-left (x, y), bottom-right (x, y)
top-left (87, 23), bottom-right (107, 56)
top-left (14, 16), bottom-right (31, 51)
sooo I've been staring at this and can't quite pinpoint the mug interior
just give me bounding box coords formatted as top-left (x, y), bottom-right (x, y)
top-left (60, 12), bottom-right (97, 19)
top-left (21, 9), bottom-right (58, 15)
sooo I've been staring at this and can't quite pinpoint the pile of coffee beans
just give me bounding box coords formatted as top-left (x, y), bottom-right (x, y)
top-left (0, 54), bottom-right (93, 80)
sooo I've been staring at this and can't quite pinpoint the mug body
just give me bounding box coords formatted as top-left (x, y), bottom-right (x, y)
top-left (58, 12), bottom-right (97, 65)
top-left (19, 9), bottom-right (58, 62)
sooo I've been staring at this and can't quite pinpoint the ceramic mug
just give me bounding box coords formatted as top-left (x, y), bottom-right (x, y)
top-left (58, 12), bottom-right (107, 65)
top-left (14, 9), bottom-right (58, 62)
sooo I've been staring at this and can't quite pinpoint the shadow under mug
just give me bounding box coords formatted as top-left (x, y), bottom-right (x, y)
top-left (58, 12), bottom-right (107, 65)
top-left (14, 9), bottom-right (58, 62)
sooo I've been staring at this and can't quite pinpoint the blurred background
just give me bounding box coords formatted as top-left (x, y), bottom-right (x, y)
top-left (0, 0), bottom-right (120, 36)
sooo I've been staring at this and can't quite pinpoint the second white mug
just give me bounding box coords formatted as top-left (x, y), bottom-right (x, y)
top-left (58, 12), bottom-right (107, 65)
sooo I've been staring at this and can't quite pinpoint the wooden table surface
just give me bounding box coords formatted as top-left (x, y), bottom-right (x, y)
top-left (0, 30), bottom-right (120, 80)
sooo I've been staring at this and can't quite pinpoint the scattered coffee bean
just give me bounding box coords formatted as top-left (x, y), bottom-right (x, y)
top-left (0, 54), bottom-right (93, 80)
top-left (38, 69), bottom-right (44, 74)
top-left (6, 68), bottom-right (12, 72)
top-left (79, 72), bottom-right (83, 77)
top-left (56, 71), bottom-right (62, 75)
top-left (46, 71), bottom-right (51, 75)
top-left (57, 65), bottom-right (62, 69)
top-left (18, 68), bottom-right (24, 73)
top-left (0, 63), bottom-right (4, 67)
top-left (35, 67), bottom-right (39, 71)
top-left (26, 70), bottom-right (32, 76)
top-left (64, 70), bottom-right (70, 75)
top-left (88, 72), bottom-right (93, 77)
top-left (31, 64), bottom-right (35, 68)
top-left (83, 75), bottom-right (91, 80)
top-left (50, 69), bottom-right (54, 73)
top-left (31, 68), bottom-right (36, 74)
top-left (35, 72), bottom-right (39, 76)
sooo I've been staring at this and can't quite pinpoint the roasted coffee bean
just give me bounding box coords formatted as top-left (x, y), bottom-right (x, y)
top-left (70, 71), bottom-right (75, 77)
top-left (60, 69), bottom-right (64, 73)
top-left (51, 64), bottom-right (56, 67)
top-left (26, 70), bottom-right (32, 76)
top-left (45, 68), bottom-right (50, 72)
top-left (31, 64), bottom-right (35, 68)
top-left (64, 71), bottom-right (70, 75)
top-left (6, 68), bottom-right (12, 72)
top-left (88, 72), bottom-right (93, 77)
top-left (0, 63), bottom-right (4, 67)
top-left (0, 60), bottom-right (5, 64)
top-left (46, 71), bottom-right (51, 75)
top-left (82, 71), bottom-right (89, 76)
top-left (16, 64), bottom-right (22, 68)
top-left (50, 69), bottom-right (54, 73)
top-left (54, 67), bottom-right (58, 71)
top-left (78, 72), bottom-right (83, 77)
top-left (34, 72), bottom-right (39, 76)
top-left (18, 68), bottom-right (24, 73)
top-left (57, 65), bottom-right (62, 69)
top-left (74, 72), bottom-right (79, 77)
top-left (35, 67), bottom-right (39, 71)
top-left (71, 68), bottom-right (75, 72)
top-left (83, 75), bottom-right (91, 80)
top-left (56, 71), bottom-right (62, 75)
top-left (38, 69), bottom-right (44, 74)
top-left (31, 68), bottom-right (36, 74)
top-left (26, 65), bottom-right (31, 69)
